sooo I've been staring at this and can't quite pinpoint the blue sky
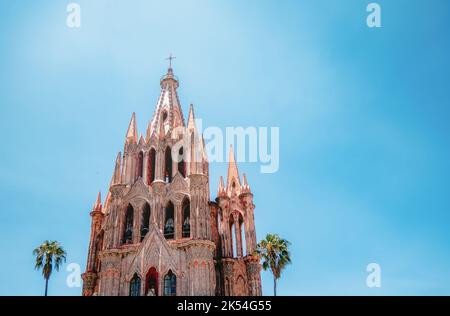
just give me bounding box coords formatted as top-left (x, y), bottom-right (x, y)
top-left (1, 0), bottom-right (450, 295)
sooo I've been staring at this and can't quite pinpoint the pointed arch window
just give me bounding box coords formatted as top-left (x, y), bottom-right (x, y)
top-left (164, 201), bottom-right (175, 239)
top-left (137, 151), bottom-right (144, 179)
top-left (129, 274), bottom-right (141, 296)
top-left (182, 198), bottom-right (190, 238)
top-left (178, 147), bottom-right (186, 177)
top-left (147, 148), bottom-right (156, 184)
top-left (145, 267), bottom-right (158, 296)
top-left (230, 221), bottom-right (237, 257)
top-left (163, 270), bottom-right (176, 296)
top-left (165, 147), bottom-right (172, 183)
top-left (123, 204), bottom-right (134, 244)
top-left (140, 203), bottom-right (151, 241)
top-left (229, 213), bottom-right (244, 257)
top-left (240, 219), bottom-right (247, 256)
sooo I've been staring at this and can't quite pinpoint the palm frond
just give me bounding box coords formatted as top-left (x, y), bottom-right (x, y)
top-left (256, 233), bottom-right (292, 282)
top-left (33, 240), bottom-right (67, 280)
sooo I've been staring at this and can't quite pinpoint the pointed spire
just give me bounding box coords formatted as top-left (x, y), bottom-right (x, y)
top-left (93, 191), bottom-right (102, 211)
top-left (103, 191), bottom-right (111, 213)
top-left (138, 134), bottom-right (146, 146)
top-left (125, 112), bottom-right (138, 144)
top-left (187, 104), bottom-right (196, 131)
top-left (113, 151), bottom-right (122, 184)
top-left (226, 145), bottom-right (241, 194)
top-left (242, 173), bottom-right (251, 193)
top-left (148, 67), bottom-right (185, 139)
top-left (218, 176), bottom-right (225, 195)
top-left (242, 173), bottom-right (248, 186)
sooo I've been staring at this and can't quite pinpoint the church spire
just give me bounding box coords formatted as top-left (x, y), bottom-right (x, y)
top-left (241, 173), bottom-right (251, 193)
top-left (93, 191), bottom-right (102, 211)
top-left (125, 112), bottom-right (138, 144)
top-left (187, 104), bottom-right (196, 132)
top-left (226, 145), bottom-right (241, 194)
top-left (103, 191), bottom-right (111, 212)
top-left (148, 65), bottom-right (185, 139)
top-left (112, 151), bottom-right (122, 184)
top-left (138, 134), bottom-right (146, 146)
top-left (218, 176), bottom-right (226, 197)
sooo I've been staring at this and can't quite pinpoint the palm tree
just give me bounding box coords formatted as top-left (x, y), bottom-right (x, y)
top-left (33, 240), bottom-right (67, 296)
top-left (255, 234), bottom-right (291, 296)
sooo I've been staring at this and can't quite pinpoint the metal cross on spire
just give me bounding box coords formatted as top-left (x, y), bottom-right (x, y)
top-left (166, 53), bottom-right (176, 68)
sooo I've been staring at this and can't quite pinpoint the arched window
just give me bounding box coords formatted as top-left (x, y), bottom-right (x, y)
top-left (164, 201), bottom-right (175, 239)
top-left (240, 220), bottom-right (246, 256)
top-left (178, 147), bottom-right (186, 177)
top-left (163, 270), bottom-right (176, 296)
top-left (147, 148), bottom-right (156, 184)
top-left (235, 275), bottom-right (246, 296)
top-left (216, 212), bottom-right (223, 258)
top-left (217, 211), bottom-right (222, 234)
top-left (182, 198), bottom-right (190, 238)
top-left (225, 277), bottom-right (231, 295)
top-left (140, 203), bottom-right (151, 241)
top-left (145, 267), bottom-right (158, 296)
top-left (137, 151), bottom-right (144, 179)
top-left (164, 146), bottom-right (172, 183)
top-left (123, 204), bottom-right (134, 244)
top-left (230, 221), bottom-right (237, 257)
top-left (229, 213), bottom-right (244, 257)
top-left (129, 274), bottom-right (141, 296)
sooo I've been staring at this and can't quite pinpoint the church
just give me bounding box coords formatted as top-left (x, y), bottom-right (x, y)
top-left (81, 64), bottom-right (262, 296)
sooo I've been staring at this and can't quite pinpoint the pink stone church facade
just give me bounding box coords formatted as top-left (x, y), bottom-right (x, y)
top-left (82, 66), bottom-right (262, 296)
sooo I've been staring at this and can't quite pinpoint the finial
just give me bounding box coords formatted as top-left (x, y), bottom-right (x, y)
top-left (93, 191), bottom-right (102, 211)
top-left (218, 176), bottom-right (225, 194)
top-left (242, 173), bottom-right (248, 186)
top-left (125, 112), bottom-right (138, 144)
top-left (242, 173), bottom-right (251, 193)
top-left (187, 104), bottom-right (196, 131)
top-left (160, 55), bottom-right (179, 87)
top-left (113, 152), bottom-right (122, 185)
top-left (166, 53), bottom-right (176, 69)
top-left (226, 145), bottom-right (241, 194)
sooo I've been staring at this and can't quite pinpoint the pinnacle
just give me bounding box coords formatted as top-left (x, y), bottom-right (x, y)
top-left (125, 112), bottom-right (138, 144)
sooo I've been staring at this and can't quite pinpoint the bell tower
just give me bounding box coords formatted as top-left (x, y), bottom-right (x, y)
top-left (82, 64), bottom-right (261, 296)
top-left (212, 146), bottom-right (262, 296)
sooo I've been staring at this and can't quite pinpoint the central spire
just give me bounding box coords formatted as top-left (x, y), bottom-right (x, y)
top-left (160, 54), bottom-right (178, 88)
top-left (146, 63), bottom-right (185, 140)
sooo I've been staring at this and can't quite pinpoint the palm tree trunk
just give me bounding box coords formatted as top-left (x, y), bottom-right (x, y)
top-left (44, 277), bottom-right (49, 296)
top-left (273, 277), bottom-right (277, 296)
